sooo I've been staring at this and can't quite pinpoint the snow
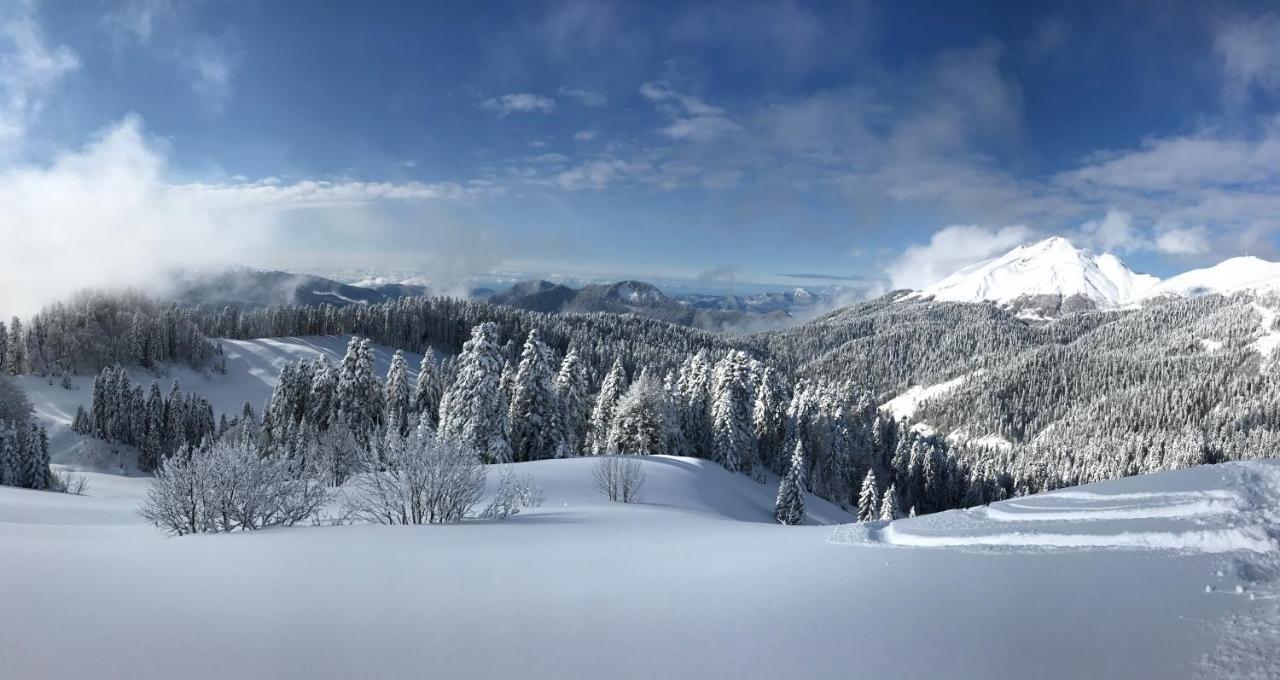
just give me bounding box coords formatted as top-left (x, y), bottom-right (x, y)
top-left (1144, 256), bottom-right (1280, 299)
top-left (2, 458), bottom-right (1278, 678)
top-left (908, 236), bottom-right (1159, 308)
top-left (879, 371), bottom-right (976, 420)
top-left (1249, 302), bottom-right (1280, 361)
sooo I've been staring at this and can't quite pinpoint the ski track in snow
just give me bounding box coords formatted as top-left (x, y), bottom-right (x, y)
top-left (830, 463), bottom-right (1279, 556)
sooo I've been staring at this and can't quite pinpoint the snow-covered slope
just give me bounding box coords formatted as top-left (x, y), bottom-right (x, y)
top-left (1144, 256), bottom-right (1280, 299)
top-left (2, 458), bottom-right (1277, 679)
top-left (16, 336), bottom-right (426, 471)
top-left (909, 236), bottom-right (1159, 309)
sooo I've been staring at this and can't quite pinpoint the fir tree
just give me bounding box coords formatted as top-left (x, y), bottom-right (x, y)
top-left (385, 350), bottom-right (412, 437)
top-left (508, 330), bottom-right (565, 461)
top-left (711, 351), bottom-right (757, 474)
top-left (412, 351), bottom-right (443, 429)
top-left (437, 323), bottom-right (511, 463)
top-left (588, 359), bottom-right (628, 454)
top-left (857, 470), bottom-right (880, 522)
top-left (879, 483), bottom-right (900, 521)
top-left (553, 349), bottom-right (591, 455)
top-left (775, 440), bottom-right (806, 525)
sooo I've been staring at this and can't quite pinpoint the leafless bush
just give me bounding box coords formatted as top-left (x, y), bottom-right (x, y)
top-left (51, 469), bottom-right (89, 495)
top-left (344, 433), bottom-right (486, 525)
top-left (139, 443), bottom-right (330, 536)
top-left (480, 465), bottom-right (545, 519)
top-left (592, 455), bottom-right (645, 503)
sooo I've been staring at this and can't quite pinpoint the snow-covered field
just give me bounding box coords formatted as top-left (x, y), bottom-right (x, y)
top-left (1, 455), bottom-right (1277, 679)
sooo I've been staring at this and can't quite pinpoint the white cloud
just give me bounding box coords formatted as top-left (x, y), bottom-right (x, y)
top-left (482, 93), bottom-right (557, 115)
top-left (0, 116), bottom-right (500, 316)
top-left (640, 80), bottom-right (741, 142)
top-left (573, 129), bottom-right (598, 141)
top-left (1154, 226), bottom-right (1211, 255)
top-left (1063, 134), bottom-right (1280, 191)
top-left (0, 2), bottom-right (79, 145)
top-left (1214, 13), bottom-right (1280, 105)
top-left (186, 36), bottom-right (238, 115)
top-left (885, 224), bottom-right (1032, 291)
top-left (1078, 209), bottom-right (1140, 253)
top-left (658, 115), bottom-right (742, 142)
top-left (558, 87), bottom-right (606, 107)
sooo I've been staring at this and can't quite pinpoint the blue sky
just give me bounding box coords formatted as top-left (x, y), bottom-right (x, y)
top-left (4, 0), bottom-right (1280, 309)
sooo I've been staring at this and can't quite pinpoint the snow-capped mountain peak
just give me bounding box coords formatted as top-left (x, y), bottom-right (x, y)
top-left (1143, 256), bottom-right (1280, 299)
top-left (909, 236), bottom-right (1159, 309)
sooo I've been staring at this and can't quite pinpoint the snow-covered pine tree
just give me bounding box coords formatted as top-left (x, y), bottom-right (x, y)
top-left (508, 330), bottom-right (565, 461)
top-left (588, 359), bottom-right (628, 454)
top-left (385, 349), bottom-right (412, 437)
top-left (606, 373), bottom-right (671, 455)
top-left (437, 322), bottom-right (512, 463)
top-left (879, 483), bottom-right (900, 521)
top-left (711, 350), bottom-right (757, 475)
top-left (676, 350), bottom-right (713, 458)
top-left (412, 350), bottom-right (443, 430)
top-left (752, 366), bottom-right (786, 472)
top-left (553, 349), bottom-right (591, 455)
top-left (307, 357), bottom-right (337, 431)
top-left (775, 440), bottom-right (806, 525)
top-left (5, 317), bottom-right (25, 375)
top-left (141, 382), bottom-right (164, 470)
top-left (335, 337), bottom-right (382, 449)
top-left (857, 469), bottom-right (880, 522)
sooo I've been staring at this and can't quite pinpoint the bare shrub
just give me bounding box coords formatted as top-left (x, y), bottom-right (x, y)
top-left (592, 455), bottom-right (646, 503)
top-left (139, 443), bottom-right (330, 536)
top-left (344, 433), bottom-right (486, 525)
top-left (480, 465), bottom-right (545, 519)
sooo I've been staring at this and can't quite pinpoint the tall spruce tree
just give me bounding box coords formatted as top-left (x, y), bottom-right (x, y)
top-left (508, 330), bottom-right (565, 461)
top-left (412, 351), bottom-right (443, 430)
top-left (385, 350), bottom-right (412, 437)
top-left (711, 351), bottom-right (757, 474)
top-left (554, 349), bottom-right (591, 455)
top-left (588, 359), bottom-right (628, 454)
top-left (857, 469), bottom-right (880, 522)
top-left (775, 440), bottom-right (807, 525)
top-left (437, 322), bottom-right (511, 463)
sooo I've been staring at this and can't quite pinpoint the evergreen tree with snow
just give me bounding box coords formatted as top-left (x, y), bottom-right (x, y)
top-left (879, 483), bottom-right (900, 521)
top-left (775, 440), bottom-right (806, 525)
top-left (711, 351), bottom-right (757, 474)
top-left (412, 351), bottom-right (443, 429)
top-left (553, 349), bottom-right (591, 455)
top-left (437, 322), bottom-right (511, 463)
top-left (588, 359), bottom-right (628, 454)
top-left (385, 349), bottom-right (412, 437)
top-left (857, 469), bottom-right (880, 522)
top-left (508, 330), bottom-right (565, 461)
top-left (752, 366), bottom-right (786, 472)
top-left (335, 337), bottom-right (383, 448)
top-left (606, 373), bottom-right (672, 455)
top-left (307, 357), bottom-right (337, 431)
top-left (676, 351), bottom-right (713, 458)
top-left (5, 317), bottom-right (25, 375)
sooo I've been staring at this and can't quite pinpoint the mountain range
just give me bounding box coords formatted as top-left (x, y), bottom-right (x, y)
top-left (907, 236), bottom-right (1280, 318)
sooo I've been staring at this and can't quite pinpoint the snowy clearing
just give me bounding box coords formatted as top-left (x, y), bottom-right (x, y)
top-left (878, 371), bottom-right (977, 420)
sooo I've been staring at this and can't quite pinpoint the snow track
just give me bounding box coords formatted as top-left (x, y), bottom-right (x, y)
top-left (830, 462), bottom-right (1280, 556)
top-left (877, 523), bottom-right (1275, 554)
